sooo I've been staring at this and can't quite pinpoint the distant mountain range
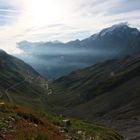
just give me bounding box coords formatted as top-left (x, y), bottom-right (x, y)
top-left (17, 23), bottom-right (140, 79)
top-left (47, 54), bottom-right (140, 139)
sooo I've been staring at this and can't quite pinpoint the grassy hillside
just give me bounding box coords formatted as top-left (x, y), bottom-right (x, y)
top-left (0, 50), bottom-right (49, 110)
top-left (0, 102), bottom-right (64, 140)
top-left (47, 54), bottom-right (140, 139)
top-left (0, 102), bottom-right (123, 140)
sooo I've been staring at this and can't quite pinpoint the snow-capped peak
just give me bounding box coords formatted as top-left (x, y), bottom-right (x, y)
top-left (100, 22), bottom-right (129, 37)
top-left (111, 22), bottom-right (129, 28)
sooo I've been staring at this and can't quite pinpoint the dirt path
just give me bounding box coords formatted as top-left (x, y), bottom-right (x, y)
top-left (5, 79), bottom-right (27, 104)
top-left (2, 74), bottom-right (53, 104)
top-left (0, 91), bottom-right (3, 98)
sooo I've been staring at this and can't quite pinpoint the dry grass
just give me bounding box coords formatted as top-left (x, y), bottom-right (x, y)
top-left (0, 102), bottom-right (64, 140)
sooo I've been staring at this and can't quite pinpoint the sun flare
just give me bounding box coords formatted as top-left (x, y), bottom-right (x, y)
top-left (26, 0), bottom-right (61, 25)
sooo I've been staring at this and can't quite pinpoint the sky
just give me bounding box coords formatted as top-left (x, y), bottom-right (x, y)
top-left (0, 0), bottom-right (140, 53)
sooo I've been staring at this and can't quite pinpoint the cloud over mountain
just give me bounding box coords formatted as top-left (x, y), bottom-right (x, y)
top-left (0, 0), bottom-right (140, 53)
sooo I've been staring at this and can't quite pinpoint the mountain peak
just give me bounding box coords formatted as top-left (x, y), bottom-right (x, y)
top-left (99, 22), bottom-right (139, 37)
top-left (110, 22), bottom-right (129, 28)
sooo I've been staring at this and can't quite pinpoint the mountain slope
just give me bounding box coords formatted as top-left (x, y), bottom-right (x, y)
top-left (0, 103), bottom-right (64, 140)
top-left (17, 23), bottom-right (140, 78)
top-left (0, 50), bottom-right (124, 140)
top-left (0, 103), bottom-right (123, 140)
top-left (47, 54), bottom-right (140, 139)
top-left (0, 50), bottom-right (49, 110)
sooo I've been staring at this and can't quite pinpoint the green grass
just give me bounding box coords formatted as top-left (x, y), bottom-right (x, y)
top-left (0, 101), bottom-right (123, 140)
top-left (41, 113), bottom-right (123, 140)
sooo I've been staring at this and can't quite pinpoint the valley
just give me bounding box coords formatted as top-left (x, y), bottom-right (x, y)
top-left (0, 23), bottom-right (140, 140)
top-left (0, 50), bottom-right (124, 140)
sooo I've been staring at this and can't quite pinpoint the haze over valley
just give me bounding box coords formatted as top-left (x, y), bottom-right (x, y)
top-left (17, 23), bottom-right (140, 79)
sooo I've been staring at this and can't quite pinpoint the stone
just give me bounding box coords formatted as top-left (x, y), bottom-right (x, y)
top-left (59, 127), bottom-right (69, 133)
top-left (63, 119), bottom-right (71, 127)
top-left (77, 130), bottom-right (83, 135)
top-left (0, 102), bottom-right (5, 105)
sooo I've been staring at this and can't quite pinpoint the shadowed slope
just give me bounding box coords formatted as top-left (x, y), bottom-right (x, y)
top-left (48, 54), bottom-right (140, 139)
top-left (0, 50), bottom-right (49, 110)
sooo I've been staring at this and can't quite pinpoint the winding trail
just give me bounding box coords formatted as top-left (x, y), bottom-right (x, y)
top-left (3, 75), bottom-right (53, 104)
top-left (42, 82), bottom-right (53, 95)
top-left (0, 91), bottom-right (3, 98)
top-left (5, 78), bottom-right (27, 104)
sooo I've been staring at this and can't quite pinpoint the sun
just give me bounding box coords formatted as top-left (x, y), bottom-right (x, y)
top-left (26, 0), bottom-right (61, 26)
